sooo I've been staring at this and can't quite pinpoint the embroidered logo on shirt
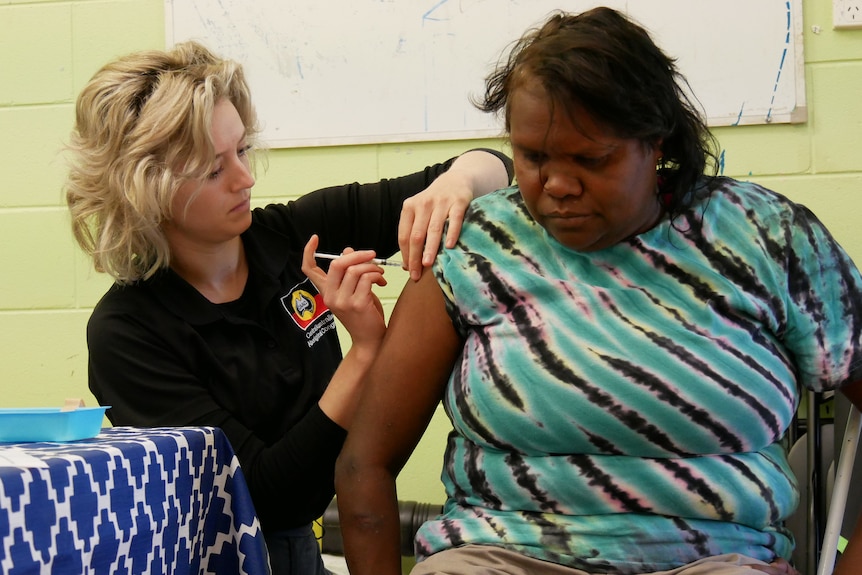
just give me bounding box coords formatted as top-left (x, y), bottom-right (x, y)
top-left (281, 279), bottom-right (336, 349)
top-left (290, 290), bottom-right (318, 322)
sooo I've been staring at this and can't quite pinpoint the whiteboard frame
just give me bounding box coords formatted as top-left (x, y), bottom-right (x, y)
top-left (165, 0), bottom-right (807, 149)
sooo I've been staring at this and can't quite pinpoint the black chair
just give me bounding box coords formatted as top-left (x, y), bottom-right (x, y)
top-left (786, 390), bottom-right (862, 574)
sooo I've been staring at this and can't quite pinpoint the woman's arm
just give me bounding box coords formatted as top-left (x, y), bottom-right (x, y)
top-left (279, 149), bottom-right (512, 277)
top-left (301, 234), bottom-right (388, 427)
top-left (335, 271), bottom-right (463, 575)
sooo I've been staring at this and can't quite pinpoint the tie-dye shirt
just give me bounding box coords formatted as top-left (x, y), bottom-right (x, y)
top-left (421, 179), bottom-right (862, 573)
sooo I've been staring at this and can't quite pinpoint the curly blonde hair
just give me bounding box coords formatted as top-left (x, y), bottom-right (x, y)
top-left (65, 41), bottom-right (260, 284)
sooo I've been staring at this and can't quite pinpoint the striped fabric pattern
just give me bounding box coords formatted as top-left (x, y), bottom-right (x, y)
top-left (420, 179), bottom-right (862, 573)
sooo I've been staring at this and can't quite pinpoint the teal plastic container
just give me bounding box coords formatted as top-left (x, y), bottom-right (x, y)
top-left (0, 407), bottom-right (108, 442)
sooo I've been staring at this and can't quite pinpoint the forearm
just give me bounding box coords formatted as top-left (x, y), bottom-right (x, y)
top-left (231, 403), bottom-right (345, 528)
top-left (445, 148), bottom-right (513, 198)
top-left (335, 457), bottom-right (405, 575)
top-left (318, 340), bottom-right (380, 428)
top-left (283, 156), bottom-right (464, 257)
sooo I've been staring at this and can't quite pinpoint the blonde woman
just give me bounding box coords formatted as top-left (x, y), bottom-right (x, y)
top-left (65, 41), bottom-right (512, 575)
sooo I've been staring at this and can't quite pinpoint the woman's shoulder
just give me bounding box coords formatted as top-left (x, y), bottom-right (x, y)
top-left (458, 186), bottom-right (533, 242)
top-left (473, 185), bottom-right (521, 205)
top-left (89, 280), bottom-right (160, 326)
top-left (86, 282), bottom-right (159, 353)
top-left (86, 272), bottom-right (207, 360)
top-left (690, 177), bottom-right (811, 235)
top-left (466, 186), bottom-right (525, 219)
top-left (89, 268), bottom-right (197, 325)
top-left (685, 178), bottom-right (838, 268)
top-left (707, 177), bottom-right (802, 215)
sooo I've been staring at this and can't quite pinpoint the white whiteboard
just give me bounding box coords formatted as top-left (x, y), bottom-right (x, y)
top-left (165, 0), bottom-right (806, 149)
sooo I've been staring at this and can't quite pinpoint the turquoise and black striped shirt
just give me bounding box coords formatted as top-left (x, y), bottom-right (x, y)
top-left (422, 179), bottom-right (862, 573)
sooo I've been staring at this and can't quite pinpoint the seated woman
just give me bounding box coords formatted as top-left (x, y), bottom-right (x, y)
top-left (333, 7), bottom-right (862, 575)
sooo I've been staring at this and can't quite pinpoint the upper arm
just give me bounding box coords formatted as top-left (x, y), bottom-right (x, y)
top-left (282, 158), bottom-right (460, 256)
top-left (342, 270), bottom-right (462, 475)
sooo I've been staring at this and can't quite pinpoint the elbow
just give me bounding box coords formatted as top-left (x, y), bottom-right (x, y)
top-left (334, 449), bottom-right (357, 494)
top-left (335, 446), bottom-right (375, 501)
top-left (334, 445), bottom-right (395, 506)
top-left (334, 450), bottom-right (386, 530)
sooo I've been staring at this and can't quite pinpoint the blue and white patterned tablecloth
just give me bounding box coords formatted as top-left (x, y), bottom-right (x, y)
top-left (0, 426), bottom-right (270, 575)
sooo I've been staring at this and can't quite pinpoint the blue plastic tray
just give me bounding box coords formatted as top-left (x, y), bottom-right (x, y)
top-left (0, 407), bottom-right (108, 443)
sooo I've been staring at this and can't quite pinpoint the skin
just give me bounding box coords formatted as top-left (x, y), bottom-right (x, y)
top-left (334, 82), bottom-right (862, 575)
top-left (509, 82), bottom-right (663, 252)
top-left (301, 235), bottom-right (389, 426)
top-left (163, 98), bottom-right (255, 304)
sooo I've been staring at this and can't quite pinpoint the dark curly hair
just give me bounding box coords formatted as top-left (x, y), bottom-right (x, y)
top-left (474, 7), bottom-right (720, 219)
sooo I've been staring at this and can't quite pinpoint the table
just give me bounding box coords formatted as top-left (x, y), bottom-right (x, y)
top-left (0, 427), bottom-right (269, 575)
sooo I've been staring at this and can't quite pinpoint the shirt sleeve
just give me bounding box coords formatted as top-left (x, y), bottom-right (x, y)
top-left (254, 148), bottom-right (513, 258)
top-left (779, 203), bottom-right (862, 392)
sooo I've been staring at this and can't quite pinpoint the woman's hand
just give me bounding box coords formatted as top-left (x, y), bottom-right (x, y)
top-left (398, 169), bottom-right (472, 280)
top-left (398, 150), bottom-right (510, 280)
top-left (301, 234), bottom-right (387, 349)
top-left (302, 235), bottom-right (390, 427)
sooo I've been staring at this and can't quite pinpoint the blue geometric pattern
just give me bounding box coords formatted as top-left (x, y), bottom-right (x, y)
top-left (0, 427), bottom-right (269, 574)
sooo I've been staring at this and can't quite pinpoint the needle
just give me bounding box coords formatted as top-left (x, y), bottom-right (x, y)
top-left (313, 252), bottom-right (403, 267)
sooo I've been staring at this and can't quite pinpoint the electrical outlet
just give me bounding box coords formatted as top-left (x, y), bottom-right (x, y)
top-left (834, 0), bottom-right (862, 29)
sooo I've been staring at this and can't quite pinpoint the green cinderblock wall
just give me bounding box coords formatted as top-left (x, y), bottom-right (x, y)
top-left (1, 0), bottom-right (861, 503)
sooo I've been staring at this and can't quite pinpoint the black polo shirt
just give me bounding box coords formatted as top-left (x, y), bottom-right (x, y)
top-left (86, 151), bottom-right (513, 530)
